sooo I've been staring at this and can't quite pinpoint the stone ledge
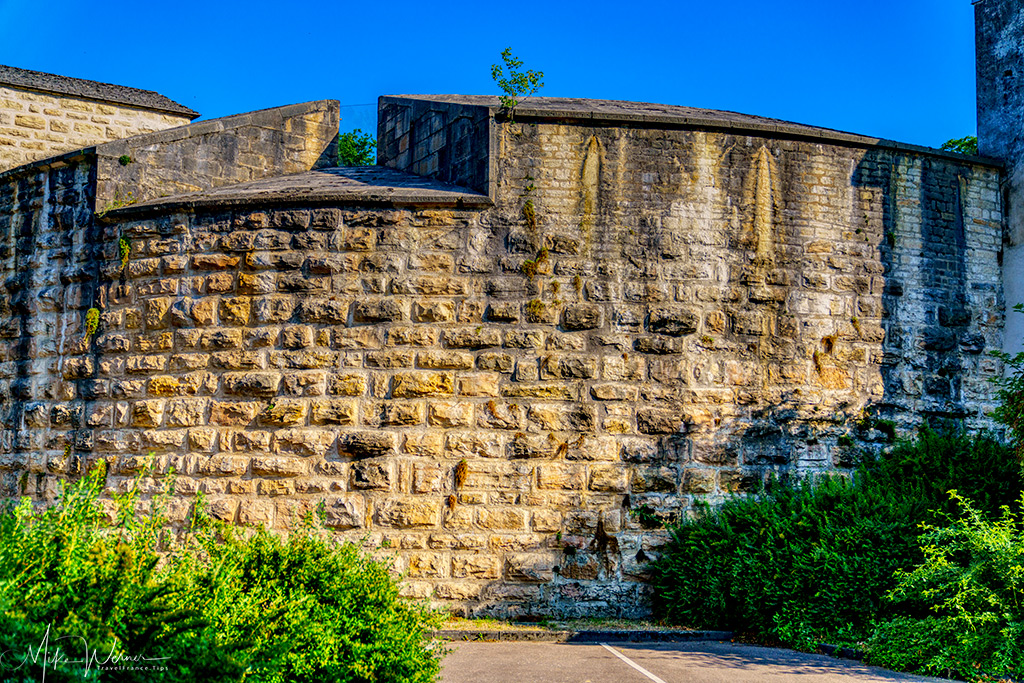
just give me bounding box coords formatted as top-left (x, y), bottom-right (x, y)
top-left (434, 629), bottom-right (734, 643)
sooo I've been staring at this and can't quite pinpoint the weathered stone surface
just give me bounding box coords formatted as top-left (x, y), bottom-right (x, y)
top-left (351, 459), bottom-right (394, 490)
top-left (223, 372), bottom-right (281, 397)
top-left (562, 304), bottom-right (602, 330)
top-left (505, 553), bottom-right (555, 583)
top-left (323, 495), bottom-right (365, 529)
top-left (258, 400), bottom-right (307, 426)
top-left (340, 431), bottom-right (395, 459)
top-left (375, 499), bottom-right (440, 528)
top-left (452, 554), bottom-right (501, 579)
top-left (210, 401), bottom-right (261, 426)
top-left (392, 372), bottom-right (454, 398)
top-left (299, 298), bottom-right (349, 324)
top-left (354, 299), bottom-right (403, 323)
top-left (310, 399), bottom-right (357, 425)
top-left (251, 456), bottom-right (307, 477)
top-left (271, 429), bottom-right (335, 457)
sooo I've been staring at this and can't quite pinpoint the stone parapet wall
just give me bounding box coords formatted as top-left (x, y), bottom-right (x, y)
top-left (378, 97), bottom-right (492, 196)
top-left (0, 101), bottom-right (1006, 618)
top-left (0, 85), bottom-right (194, 173)
top-left (95, 101), bottom-right (340, 209)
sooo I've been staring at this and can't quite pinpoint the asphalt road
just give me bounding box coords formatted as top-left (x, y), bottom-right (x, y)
top-left (440, 640), bottom-right (952, 683)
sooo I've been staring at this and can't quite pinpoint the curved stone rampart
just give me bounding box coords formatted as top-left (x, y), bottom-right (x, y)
top-left (0, 95), bottom-right (1006, 618)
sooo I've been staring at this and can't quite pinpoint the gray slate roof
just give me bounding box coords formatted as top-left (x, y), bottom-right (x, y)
top-left (0, 64), bottom-right (199, 119)
top-left (108, 166), bottom-right (491, 218)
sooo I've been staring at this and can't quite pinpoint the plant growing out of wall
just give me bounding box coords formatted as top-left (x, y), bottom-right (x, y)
top-left (97, 189), bottom-right (136, 218)
top-left (118, 234), bottom-right (131, 273)
top-left (491, 48), bottom-right (544, 115)
top-left (84, 307), bottom-right (100, 340)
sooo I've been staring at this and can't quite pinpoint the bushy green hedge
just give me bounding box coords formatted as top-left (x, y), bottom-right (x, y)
top-left (651, 473), bottom-right (920, 647)
top-left (0, 464), bottom-right (444, 682)
top-left (650, 427), bottom-right (1024, 667)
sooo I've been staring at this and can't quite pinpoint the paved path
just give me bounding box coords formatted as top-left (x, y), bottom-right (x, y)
top-left (440, 640), bottom-right (951, 683)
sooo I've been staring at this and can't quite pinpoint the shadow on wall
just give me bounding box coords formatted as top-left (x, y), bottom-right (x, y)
top-left (852, 149), bottom-right (998, 434)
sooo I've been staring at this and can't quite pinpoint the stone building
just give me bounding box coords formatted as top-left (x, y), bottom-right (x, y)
top-left (0, 3), bottom-right (1018, 616)
top-left (0, 65), bottom-right (199, 173)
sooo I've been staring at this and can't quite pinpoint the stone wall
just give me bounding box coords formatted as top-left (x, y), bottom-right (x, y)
top-left (0, 85), bottom-right (194, 173)
top-left (976, 0), bottom-right (1024, 354)
top-left (0, 96), bottom-right (1006, 618)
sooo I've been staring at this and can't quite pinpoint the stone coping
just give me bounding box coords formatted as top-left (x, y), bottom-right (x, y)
top-left (383, 95), bottom-right (1003, 168)
top-left (0, 63), bottom-right (198, 118)
top-left (97, 100), bottom-right (338, 156)
top-left (103, 166), bottom-right (493, 219)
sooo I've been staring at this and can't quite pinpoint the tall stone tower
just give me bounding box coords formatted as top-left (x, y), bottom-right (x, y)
top-left (977, 0), bottom-right (1024, 353)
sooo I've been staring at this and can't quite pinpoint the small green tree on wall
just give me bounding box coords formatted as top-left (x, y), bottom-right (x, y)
top-left (491, 48), bottom-right (545, 114)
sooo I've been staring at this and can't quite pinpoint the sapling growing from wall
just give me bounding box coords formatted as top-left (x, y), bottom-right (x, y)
top-left (491, 48), bottom-right (544, 114)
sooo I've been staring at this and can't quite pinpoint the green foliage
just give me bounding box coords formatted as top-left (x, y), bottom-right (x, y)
top-left (868, 494), bottom-right (1024, 681)
top-left (940, 135), bottom-right (978, 156)
top-left (869, 426), bottom-right (1023, 516)
top-left (651, 474), bottom-right (920, 647)
top-left (183, 526), bottom-right (446, 683)
top-left (650, 427), bottom-right (1022, 650)
top-left (96, 189), bottom-right (136, 218)
top-left (0, 463), bottom-right (242, 682)
top-left (491, 48), bottom-right (544, 111)
top-left (118, 155), bottom-right (132, 166)
top-left (0, 465), bottom-right (445, 682)
top-left (337, 129), bottom-right (376, 166)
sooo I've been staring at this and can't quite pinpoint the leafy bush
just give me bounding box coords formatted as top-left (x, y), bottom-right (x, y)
top-left (868, 493), bottom-right (1024, 681)
top-left (490, 48), bottom-right (544, 111)
top-left (651, 474), bottom-right (920, 648)
top-left (866, 426), bottom-right (1023, 518)
top-left (650, 427), bottom-right (1022, 649)
top-left (0, 463), bottom-right (240, 682)
top-left (182, 525), bottom-right (446, 683)
top-left (0, 464), bottom-right (444, 682)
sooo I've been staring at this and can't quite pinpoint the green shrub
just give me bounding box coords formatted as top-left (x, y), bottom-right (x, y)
top-left (651, 474), bottom-right (920, 647)
top-left (0, 464), bottom-right (241, 682)
top-left (650, 427), bottom-right (1022, 649)
top-left (868, 493), bottom-right (1024, 681)
top-left (865, 426), bottom-right (1023, 518)
top-left (0, 465), bottom-right (444, 682)
top-left (181, 525), bottom-right (446, 683)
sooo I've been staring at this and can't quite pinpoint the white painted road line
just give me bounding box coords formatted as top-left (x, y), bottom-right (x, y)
top-left (600, 643), bottom-right (670, 683)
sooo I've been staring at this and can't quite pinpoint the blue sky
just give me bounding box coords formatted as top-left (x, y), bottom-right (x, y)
top-left (0, 0), bottom-right (976, 149)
